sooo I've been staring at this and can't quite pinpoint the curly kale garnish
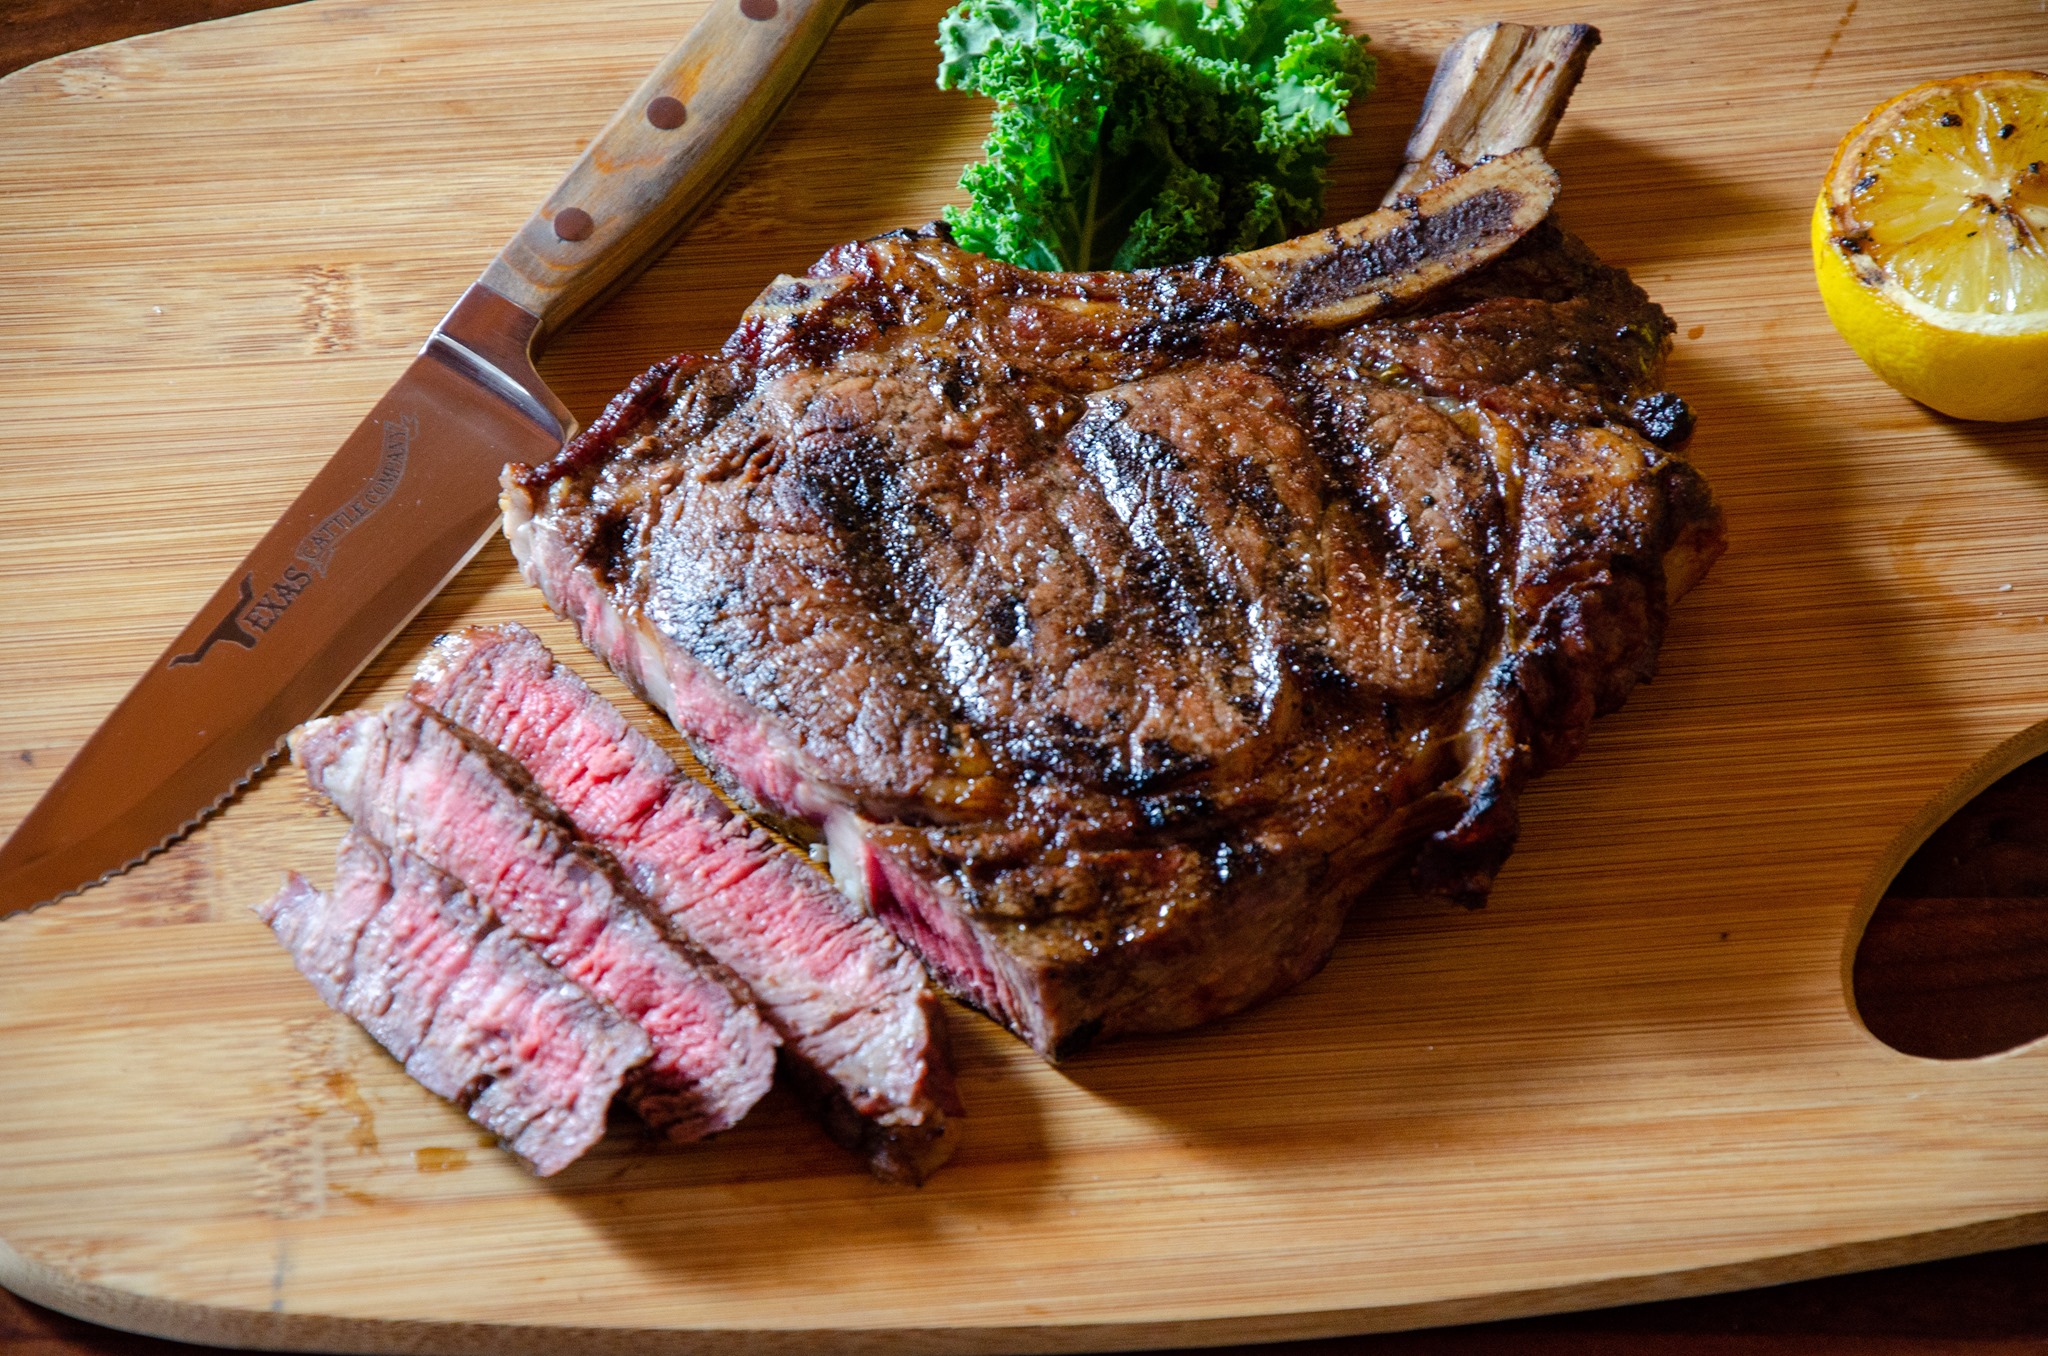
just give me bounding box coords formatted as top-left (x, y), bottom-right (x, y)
top-left (937, 0), bottom-right (1375, 272)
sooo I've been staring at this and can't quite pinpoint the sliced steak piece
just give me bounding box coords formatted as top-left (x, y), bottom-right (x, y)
top-left (254, 832), bottom-right (650, 1176)
top-left (503, 35), bottom-right (1724, 1060)
top-left (411, 623), bottom-right (960, 1184)
top-left (289, 699), bottom-right (776, 1139)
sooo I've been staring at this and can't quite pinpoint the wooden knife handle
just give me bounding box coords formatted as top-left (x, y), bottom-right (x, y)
top-left (480, 0), bottom-right (854, 344)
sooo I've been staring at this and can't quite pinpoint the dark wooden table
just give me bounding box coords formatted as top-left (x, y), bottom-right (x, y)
top-left (7, 4), bottom-right (2048, 1352)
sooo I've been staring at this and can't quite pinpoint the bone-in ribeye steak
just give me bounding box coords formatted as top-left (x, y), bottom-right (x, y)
top-left (504, 136), bottom-right (1725, 1059)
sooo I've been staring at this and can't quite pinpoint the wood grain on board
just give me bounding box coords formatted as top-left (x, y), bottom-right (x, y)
top-left (2, 0), bottom-right (2048, 1352)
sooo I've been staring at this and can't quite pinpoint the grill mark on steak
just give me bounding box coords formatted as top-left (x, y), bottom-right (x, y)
top-left (502, 134), bottom-right (1723, 1059)
top-left (288, 700), bottom-right (777, 1137)
top-left (255, 833), bottom-right (650, 1176)
top-left (411, 623), bottom-right (959, 1184)
top-left (1067, 416), bottom-right (1256, 777)
top-left (1302, 370), bottom-right (1503, 699)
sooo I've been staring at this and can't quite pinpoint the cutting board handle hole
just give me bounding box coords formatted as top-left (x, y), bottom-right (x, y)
top-left (1851, 744), bottom-right (2048, 1061)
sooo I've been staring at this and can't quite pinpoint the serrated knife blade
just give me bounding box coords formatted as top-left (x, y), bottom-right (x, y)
top-left (0, 0), bottom-right (857, 918)
top-left (0, 289), bottom-right (562, 917)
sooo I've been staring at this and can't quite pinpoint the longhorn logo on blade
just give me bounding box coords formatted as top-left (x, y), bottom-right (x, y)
top-left (167, 413), bottom-right (416, 668)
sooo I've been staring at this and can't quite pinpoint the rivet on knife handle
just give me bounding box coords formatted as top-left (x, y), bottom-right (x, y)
top-left (482, 0), bottom-right (857, 343)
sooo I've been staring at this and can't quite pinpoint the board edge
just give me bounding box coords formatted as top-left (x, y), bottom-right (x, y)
top-left (12, 1211), bottom-right (2048, 1355)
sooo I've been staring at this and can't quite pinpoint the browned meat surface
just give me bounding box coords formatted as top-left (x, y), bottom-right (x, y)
top-left (255, 832), bottom-right (650, 1176)
top-left (412, 623), bottom-right (959, 1183)
top-left (290, 700), bottom-right (779, 1134)
top-left (504, 153), bottom-right (1724, 1060)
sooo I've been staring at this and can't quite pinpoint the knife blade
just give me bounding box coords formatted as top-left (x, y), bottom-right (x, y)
top-left (0, 0), bottom-right (856, 918)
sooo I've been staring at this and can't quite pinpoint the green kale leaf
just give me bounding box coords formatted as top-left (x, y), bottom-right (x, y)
top-left (937, 0), bottom-right (1374, 272)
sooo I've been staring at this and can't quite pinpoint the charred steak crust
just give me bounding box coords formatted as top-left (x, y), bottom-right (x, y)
top-left (506, 175), bottom-right (1725, 1059)
top-left (411, 623), bottom-right (960, 1184)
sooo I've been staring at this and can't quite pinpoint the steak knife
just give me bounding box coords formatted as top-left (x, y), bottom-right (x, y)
top-left (0, 0), bottom-right (856, 918)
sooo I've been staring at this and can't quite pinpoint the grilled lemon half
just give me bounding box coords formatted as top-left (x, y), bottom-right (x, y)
top-left (1813, 70), bottom-right (2048, 422)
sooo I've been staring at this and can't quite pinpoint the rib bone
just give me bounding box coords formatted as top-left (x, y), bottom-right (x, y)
top-left (1384, 22), bottom-right (1600, 203)
top-left (748, 147), bottom-right (1558, 345)
top-left (1226, 144), bottom-right (1557, 327)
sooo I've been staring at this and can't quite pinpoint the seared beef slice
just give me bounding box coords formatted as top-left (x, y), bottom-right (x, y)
top-left (290, 700), bottom-right (776, 1137)
top-left (255, 832), bottom-right (650, 1175)
top-left (504, 157), bottom-right (1725, 1059)
top-left (412, 623), bottom-right (958, 1183)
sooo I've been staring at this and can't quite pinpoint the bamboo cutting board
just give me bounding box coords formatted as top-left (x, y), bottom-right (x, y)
top-left (4, 0), bottom-right (2048, 1350)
